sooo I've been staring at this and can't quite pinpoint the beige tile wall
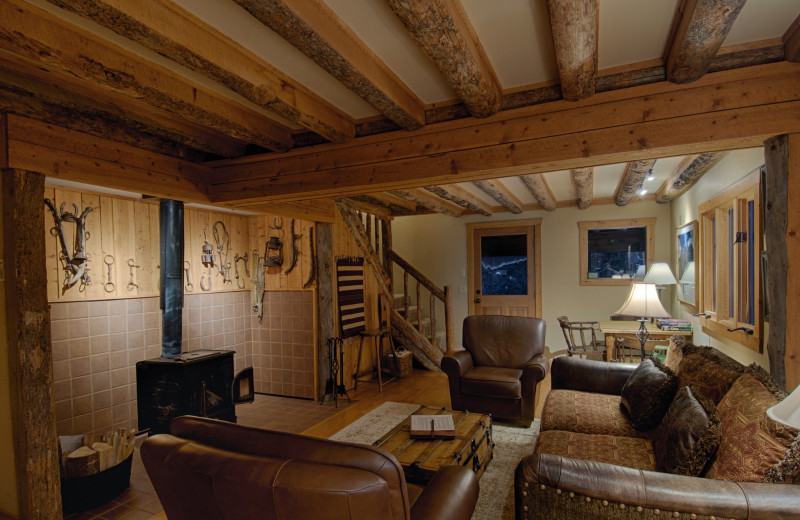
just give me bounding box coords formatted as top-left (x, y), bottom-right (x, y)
top-left (50, 289), bottom-right (315, 436)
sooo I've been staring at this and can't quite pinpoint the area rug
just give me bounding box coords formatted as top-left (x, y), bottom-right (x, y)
top-left (330, 402), bottom-right (540, 520)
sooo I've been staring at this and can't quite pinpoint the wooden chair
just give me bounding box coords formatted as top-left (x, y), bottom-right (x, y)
top-left (614, 336), bottom-right (671, 363)
top-left (557, 316), bottom-right (606, 360)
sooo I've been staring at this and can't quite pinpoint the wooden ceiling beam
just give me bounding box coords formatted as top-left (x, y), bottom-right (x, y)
top-left (43, 0), bottom-right (354, 145)
top-left (389, 188), bottom-right (463, 217)
top-left (341, 196), bottom-right (392, 218)
top-left (785, 14), bottom-right (800, 62)
top-left (614, 160), bottom-right (656, 206)
top-left (656, 152), bottom-right (727, 203)
top-left (666, 0), bottom-right (747, 84)
top-left (423, 184), bottom-right (492, 216)
top-left (473, 179), bottom-right (523, 214)
top-left (546, 0), bottom-right (598, 101)
top-left (519, 174), bottom-right (556, 211)
top-left (231, 0), bottom-right (424, 131)
top-left (2, 0), bottom-right (294, 151)
top-left (571, 168), bottom-right (593, 209)
top-left (230, 200), bottom-right (336, 222)
top-left (367, 192), bottom-right (419, 213)
top-left (387, 0), bottom-right (501, 118)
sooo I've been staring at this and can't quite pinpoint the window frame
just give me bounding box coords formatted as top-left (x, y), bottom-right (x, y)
top-left (578, 218), bottom-right (656, 286)
top-left (697, 168), bottom-right (763, 352)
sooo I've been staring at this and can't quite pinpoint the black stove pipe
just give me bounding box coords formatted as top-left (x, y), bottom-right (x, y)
top-left (160, 199), bottom-right (184, 358)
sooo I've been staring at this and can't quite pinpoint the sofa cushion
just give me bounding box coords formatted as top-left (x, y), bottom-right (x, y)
top-left (653, 385), bottom-right (721, 476)
top-left (620, 358), bottom-right (678, 431)
top-left (541, 389), bottom-right (645, 438)
top-left (534, 430), bottom-right (656, 471)
top-left (676, 347), bottom-right (746, 405)
top-left (461, 367), bottom-right (522, 399)
top-left (705, 369), bottom-right (800, 483)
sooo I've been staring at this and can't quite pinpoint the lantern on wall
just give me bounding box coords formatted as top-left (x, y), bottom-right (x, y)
top-left (264, 235), bottom-right (283, 267)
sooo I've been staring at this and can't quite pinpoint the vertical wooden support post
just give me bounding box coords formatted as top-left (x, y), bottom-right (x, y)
top-left (444, 286), bottom-right (455, 353)
top-left (381, 218), bottom-right (392, 289)
top-left (763, 134), bottom-right (800, 390)
top-left (3, 168), bottom-right (62, 519)
top-left (315, 223), bottom-right (335, 401)
top-left (0, 113), bottom-right (8, 169)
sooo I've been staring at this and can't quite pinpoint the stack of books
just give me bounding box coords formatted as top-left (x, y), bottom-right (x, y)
top-left (657, 319), bottom-right (692, 331)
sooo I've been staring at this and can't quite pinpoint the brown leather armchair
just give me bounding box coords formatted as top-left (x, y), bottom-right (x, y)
top-left (141, 416), bottom-right (478, 520)
top-left (442, 315), bottom-right (547, 425)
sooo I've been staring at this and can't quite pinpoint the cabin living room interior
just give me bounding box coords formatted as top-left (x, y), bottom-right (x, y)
top-left (2, 0), bottom-right (800, 519)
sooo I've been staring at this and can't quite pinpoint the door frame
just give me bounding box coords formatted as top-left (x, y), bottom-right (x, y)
top-left (466, 219), bottom-right (543, 317)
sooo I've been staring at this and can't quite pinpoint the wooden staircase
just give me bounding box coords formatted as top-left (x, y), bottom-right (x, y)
top-left (336, 200), bottom-right (453, 370)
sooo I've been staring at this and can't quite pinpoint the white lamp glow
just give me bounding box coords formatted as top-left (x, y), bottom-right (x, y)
top-left (643, 262), bottom-right (678, 285)
top-left (614, 282), bottom-right (671, 360)
top-left (767, 386), bottom-right (800, 429)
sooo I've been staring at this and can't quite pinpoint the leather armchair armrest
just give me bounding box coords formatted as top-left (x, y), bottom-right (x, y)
top-left (516, 454), bottom-right (800, 520)
top-left (442, 350), bottom-right (474, 411)
top-left (551, 356), bottom-right (636, 395)
top-left (521, 354), bottom-right (548, 383)
top-left (411, 465), bottom-right (479, 520)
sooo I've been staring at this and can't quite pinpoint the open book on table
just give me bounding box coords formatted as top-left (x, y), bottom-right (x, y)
top-left (409, 414), bottom-right (456, 439)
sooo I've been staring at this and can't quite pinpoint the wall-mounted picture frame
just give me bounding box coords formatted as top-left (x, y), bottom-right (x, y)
top-left (675, 220), bottom-right (697, 310)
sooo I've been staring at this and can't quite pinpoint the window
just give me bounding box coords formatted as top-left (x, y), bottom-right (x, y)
top-left (698, 168), bottom-right (762, 351)
top-left (578, 218), bottom-right (655, 286)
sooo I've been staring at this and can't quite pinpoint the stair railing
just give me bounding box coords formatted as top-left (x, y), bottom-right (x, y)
top-left (387, 250), bottom-right (454, 354)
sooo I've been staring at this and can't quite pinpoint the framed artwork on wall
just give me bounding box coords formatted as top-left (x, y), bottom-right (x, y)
top-left (675, 221), bottom-right (697, 310)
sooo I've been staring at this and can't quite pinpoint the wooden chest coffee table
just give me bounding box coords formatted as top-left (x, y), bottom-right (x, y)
top-left (373, 406), bottom-right (493, 485)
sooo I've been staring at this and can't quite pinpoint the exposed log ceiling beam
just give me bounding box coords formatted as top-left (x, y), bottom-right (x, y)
top-left (231, 0), bottom-right (424, 130)
top-left (666, 0), bottom-right (747, 84)
top-left (571, 168), bottom-right (594, 209)
top-left (473, 179), bottom-right (523, 214)
top-left (387, 0), bottom-right (502, 118)
top-left (546, 0), bottom-right (598, 101)
top-left (656, 152), bottom-right (727, 203)
top-left (519, 174), bottom-right (556, 211)
top-left (785, 14), bottom-right (800, 62)
top-left (209, 63), bottom-right (800, 204)
top-left (341, 196), bottom-right (392, 218)
top-left (389, 188), bottom-right (464, 217)
top-left (42, 0), bottom-right (353, 145)
top-left (614, 160), bottom-right (656, 206)
top-left (423, 184), bottom-right (492, 216)
top-left (0, 51), bottom-right (247, 160)
top-left (367, 192), bottom-right (419, 213)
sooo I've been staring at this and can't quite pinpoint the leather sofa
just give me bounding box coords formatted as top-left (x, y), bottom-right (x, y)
top-left (443, 315), bottom-right (548, 425)
top-left (141, 416), bottom-right (478, 520)
top-left (515, 337), bottom-right (800, 519)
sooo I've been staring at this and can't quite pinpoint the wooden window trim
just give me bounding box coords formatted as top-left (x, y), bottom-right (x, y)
top-left (578, 218), bottom-right (656, 286)
top-left (697, 168), bottom-right (762, 351)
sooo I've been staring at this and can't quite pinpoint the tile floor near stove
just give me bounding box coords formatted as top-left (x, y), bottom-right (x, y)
top-left (63, 394), bottom-right (349, 520)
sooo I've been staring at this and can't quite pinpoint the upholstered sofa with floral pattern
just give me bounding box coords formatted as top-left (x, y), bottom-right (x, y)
top-left (515, 336), bottom-right (800, 520)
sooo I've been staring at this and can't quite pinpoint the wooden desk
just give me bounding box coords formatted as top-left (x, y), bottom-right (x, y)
top-left (597, 321), bottom-right (692, 361)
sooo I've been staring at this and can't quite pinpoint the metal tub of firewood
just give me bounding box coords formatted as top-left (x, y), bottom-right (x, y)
top-left (59, 428), bottom-right (137, 513)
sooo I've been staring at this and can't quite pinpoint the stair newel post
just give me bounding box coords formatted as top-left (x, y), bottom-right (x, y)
top-left (365, 213), bottom-right (372, 247)
top-left (403, 270), bottom-right (410, 323)
top-left (444, 286), bottom-right (455, 353)
top-left (429, 291), bottom-right (436, 345)
top-left (416, 279), bottom-right (422, 334)
top-left (381, 219), bottom-right (392, 281)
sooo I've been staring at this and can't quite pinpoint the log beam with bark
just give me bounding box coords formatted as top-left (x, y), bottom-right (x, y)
top-left (666, 0), bottom-right (747, 84)
top-left (389, 188), bottom-right (464, 217)
top-left (387, 0), bottom-right (501, 118)
top-left (473, 179), bottom-right (523, 214)
top-left (231, 0), bottom-right (424, 130)
top-left (40, 0), bottom-right (353, 145)
top-left (615, 159), bottom-right (656, 206)
top-left (572, 168), bottom-right (594, 209)
top-left (424, 184), bottom-right (493, 216)
top-left (655, 152), bottom-right (726, 203)
top-left (520, 174), bottom-right (557, 211)
top-left (546, 0), bottom-right (598, 101)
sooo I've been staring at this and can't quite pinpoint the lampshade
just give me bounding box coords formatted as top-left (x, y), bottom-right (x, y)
top-left (634, 264), bottom-right (646, 278)
top-left (767, 385), bottom-right (800, 428)
top-left (613, 282), bottom-right (671, 319)
top-left (643, 262), bottom-right (678, 285)
top-left (679, 261), bottom-right (695, 284)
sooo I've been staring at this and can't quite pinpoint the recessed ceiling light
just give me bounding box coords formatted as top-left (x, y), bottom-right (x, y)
top-left (639, 188), bottom-right (648, 196)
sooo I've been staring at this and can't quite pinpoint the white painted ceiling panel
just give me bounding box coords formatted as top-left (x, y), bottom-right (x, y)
top-left (598, 0), bottom-right (681, 70)
top-left (324, 0), bottom-right (455, 104)
top-left (460, 0), bottom-right (557, 89)
top-left (723, 0), bottom-right (800, 46)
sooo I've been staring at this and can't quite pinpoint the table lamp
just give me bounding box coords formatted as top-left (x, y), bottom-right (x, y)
top-left (643, 262), bottom-right (677, 304)
top-left (767, 385), bottom-right (800, 428)
top-left (613, 282), bottom-right (671, 360)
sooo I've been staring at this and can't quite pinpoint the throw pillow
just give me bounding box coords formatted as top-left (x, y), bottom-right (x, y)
top-left (705, 368), bottom-right (800, 483)
top-left (676, 347), bottom-right (745, 405)
top-left (653, 385), bottom-right (721, 476)
top-left (620, 358), bottom-right (678, 431)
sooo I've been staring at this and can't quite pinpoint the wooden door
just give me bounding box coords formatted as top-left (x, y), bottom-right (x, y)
top-left (469, 223), bottom-right (539, 317)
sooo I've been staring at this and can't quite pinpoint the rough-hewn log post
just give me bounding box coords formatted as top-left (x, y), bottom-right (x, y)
top-left (315, 223), bottom-right (334, 401)
top-left (3, 168), bottom-right (61, 519)
top-left (764, 134), bottom-right (800, 390)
